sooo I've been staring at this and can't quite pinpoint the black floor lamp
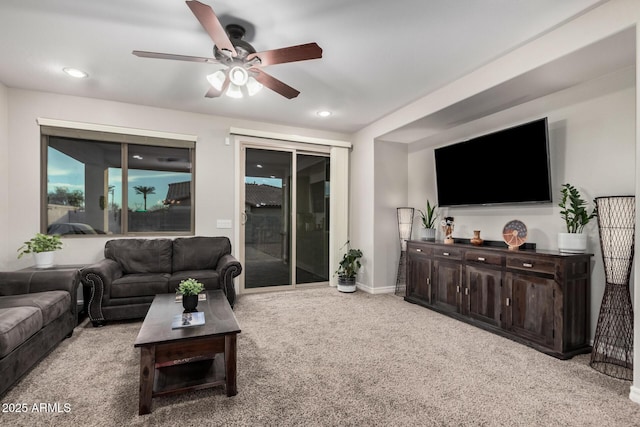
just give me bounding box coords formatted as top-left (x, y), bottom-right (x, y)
top-left (590, 196), bottom-right (635, 380)
top-left (395, 207), bottom-right (414, 296)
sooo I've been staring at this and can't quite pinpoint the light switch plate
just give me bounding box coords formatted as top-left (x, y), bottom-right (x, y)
top-left (216, 219), bottom-right (232, 229)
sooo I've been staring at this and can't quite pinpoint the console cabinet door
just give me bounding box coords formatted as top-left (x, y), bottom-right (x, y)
top-left (433, 261), bottom-right (462, 313)
top-left (505, 272), bottom-right (555, 347)
top-left (407, 254), bottom-right (432, 304)
top-left (465, 265), bottom-right (503, 328)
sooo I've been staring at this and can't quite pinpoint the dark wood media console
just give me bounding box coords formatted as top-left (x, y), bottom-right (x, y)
top-left (405, 240), bottom-right (592, 359)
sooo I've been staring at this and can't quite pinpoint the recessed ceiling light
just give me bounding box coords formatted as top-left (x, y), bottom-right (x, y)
top-left (132, 155), bottom-right (143, 160)
top-left (256, 164), bottom-right (263, 168)
top-left (316, 110), bottom-right (332, 118)
top-left (63, 67), bottom-right (88, 79)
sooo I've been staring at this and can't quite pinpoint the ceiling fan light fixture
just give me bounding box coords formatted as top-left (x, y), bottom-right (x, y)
top-left (246, 76), bottom-right (263, 96)
top-left (226, 83), bottom-right (243, 98)
top-left (228, 66), bottom-right (248, 86)
top-left (206, 70), bottom-right (226, 91)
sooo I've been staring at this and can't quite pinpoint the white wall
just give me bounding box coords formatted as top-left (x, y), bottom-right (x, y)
top-left (370, 140), bottom-right (408, 294)
top-left (1, 89), bottom-right (348, 270)
top-left (0, 83), bottom-right (8, 269)
top-left (407, 68), bottom-right (636, 342)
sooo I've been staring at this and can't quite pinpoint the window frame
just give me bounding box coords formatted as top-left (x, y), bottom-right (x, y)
top-left (39, 120), bottom-right (196, 237)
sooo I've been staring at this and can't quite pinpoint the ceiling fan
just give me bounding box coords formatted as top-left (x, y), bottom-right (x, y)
top-left (132, 0), bottom-right (322, 99)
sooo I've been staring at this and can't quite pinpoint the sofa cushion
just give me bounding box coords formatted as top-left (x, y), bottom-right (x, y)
top-left (0, 291), bottom-right (70, 327)
top-left (105, 238), bottom-right (172, 274)
top-left (172, 237), bottom-right (231, 273)
top-left (169, 270), bottom-right (220, 293)
top-left (111, 273), bottom-right (170, 298)
top-left (0, 307), bottom-right (43, 358)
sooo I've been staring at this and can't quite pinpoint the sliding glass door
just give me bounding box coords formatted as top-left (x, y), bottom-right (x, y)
top-left (241, 146), bottom-right (329, 290)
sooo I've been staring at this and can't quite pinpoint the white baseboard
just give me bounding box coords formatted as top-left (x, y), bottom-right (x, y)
top-left (629, 385), bottom-right (640, 404)
top-left (356, 281), bottom-right (396, 294)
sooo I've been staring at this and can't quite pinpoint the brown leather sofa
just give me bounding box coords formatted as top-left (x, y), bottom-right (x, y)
top-left (0, 269), bottom-right (78, 396)
top-left (81, 236), bottom-right (241, 326)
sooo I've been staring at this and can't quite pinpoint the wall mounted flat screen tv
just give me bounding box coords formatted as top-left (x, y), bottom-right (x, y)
top-left (434, 118), bottom-right (552, 207)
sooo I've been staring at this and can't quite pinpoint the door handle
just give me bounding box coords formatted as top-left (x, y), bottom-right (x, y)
top-left (241, 211), bottom-right (248, 225)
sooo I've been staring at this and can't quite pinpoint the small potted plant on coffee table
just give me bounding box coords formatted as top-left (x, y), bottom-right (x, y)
top-left (17, 232), bottom-right (63, 268)
top-left (177, 278), bottom-right (204, 312)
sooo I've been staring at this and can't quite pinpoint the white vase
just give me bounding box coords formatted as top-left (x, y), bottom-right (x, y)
top-left (557, 233), bottom-right (587, 253)
top-left (337, 277), bottom-right (356, 293)
top-left (422, 228), bottom-right (436, 241)
top-left (34, 251), bottom-right (55, 268)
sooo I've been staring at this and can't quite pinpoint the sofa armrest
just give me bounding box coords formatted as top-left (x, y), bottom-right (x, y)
top-left (80, 259), bottom-right (123, 322)
top-left (216, 253), bottom-right (242, 308)
top-left (0, 270), bottom-right (79, 295)
top-left (0, 269), bottom-right (79, 320)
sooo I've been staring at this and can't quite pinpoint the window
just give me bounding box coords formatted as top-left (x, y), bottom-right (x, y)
top-left (41, 124), bottom-right (195, 236)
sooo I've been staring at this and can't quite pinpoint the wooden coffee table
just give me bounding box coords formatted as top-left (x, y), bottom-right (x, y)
top-left (133, 290), bottom-right (241, 415)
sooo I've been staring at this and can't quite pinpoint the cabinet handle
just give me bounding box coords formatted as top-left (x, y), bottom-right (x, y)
top-left (477, 257), bottom-right (485, 262)
top-left (443, 252), bottom-right (450, 256)
top-left (506, 298), bottom-right (511, 306)
top-left (523, 263), bottom-right (533, 268)
top-left (456, 285), bottom-right (460, 293)
top-left (416, 249), bottom-right (422, 252)
top-left (465, 288), bottom-right (469, 295)
top-left (427, 277), bottom-right (430, 285)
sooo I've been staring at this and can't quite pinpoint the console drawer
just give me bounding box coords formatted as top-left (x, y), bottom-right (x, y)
top-left (506, 256), bottom-right (556, 275)
top-left (465, 251), bottom-right (503, 267)
top-left (407, 244), bottom-right (432, 257)
top-left (434, 247), bottom-right (462, 260)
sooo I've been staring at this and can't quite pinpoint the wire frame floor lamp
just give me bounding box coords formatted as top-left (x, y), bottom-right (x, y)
top-left (395, 207), bottom-right (414, 296)
top-left (590, 196), bottom-right (635, 380)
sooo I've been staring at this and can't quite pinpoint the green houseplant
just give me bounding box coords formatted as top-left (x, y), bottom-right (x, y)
top-left (417, 200), bottom-right (438, 240)
top-left (557, 183), bottom-right (597, 253)
top-left (177, 278), bottom-right (205, 312)
top-left (335, 242), bottom-right (363, 293)
top-left (17, 233), bottom-right (63, 268)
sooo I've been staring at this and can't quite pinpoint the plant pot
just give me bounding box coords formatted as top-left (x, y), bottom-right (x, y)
top-left (34, 251), bottom-right (55, 268)
top-left (558, 232), bottom-right (587, 253)
top-left (421, 228), bottom-right (436, 241)
top-left (337, 277), bottom-right (356, 293)
top-left (182, 294), bottom-right (199, 312)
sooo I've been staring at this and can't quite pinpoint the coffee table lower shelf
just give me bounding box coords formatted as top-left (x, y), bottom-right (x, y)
top-left (138, 334), bottom-right (238, 415)
top-left (153, 355), bottom-right (226, 397)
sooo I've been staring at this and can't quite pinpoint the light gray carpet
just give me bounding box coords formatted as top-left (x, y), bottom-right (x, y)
top-left (2, 287), bottom-right (640, 426)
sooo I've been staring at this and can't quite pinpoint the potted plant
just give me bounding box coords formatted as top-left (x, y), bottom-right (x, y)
top-left (335, 242), bottom-right (363, 293)
top-left (558, 183), bottom-right (597, 253)
top-left (17, 233), bottom-right (63, 268)
top-left (417, 200), bottom-right (438, 241)
top-left (177, 278), bottom-right (204, 312)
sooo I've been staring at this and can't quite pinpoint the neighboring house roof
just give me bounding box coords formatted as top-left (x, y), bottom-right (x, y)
top-left (164, 181), bottom-right (190, 204)
top-left (245, 183), bottom-right (282, 207)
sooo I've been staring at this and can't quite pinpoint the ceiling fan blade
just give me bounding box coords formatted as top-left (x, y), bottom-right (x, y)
top-left (205, 76), bottom-right (230, 98)
top-left (248, 43), bottom-right (323, 67)
top-left (132, 50), bottom-right (220, 64)
top-left (186, 0), bottom-right (237, 57)
top-left (250, 69), bottom-right (300, 99)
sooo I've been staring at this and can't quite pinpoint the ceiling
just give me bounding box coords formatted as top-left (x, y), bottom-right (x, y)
top-left (0, 0), bottom-right (610, 136)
